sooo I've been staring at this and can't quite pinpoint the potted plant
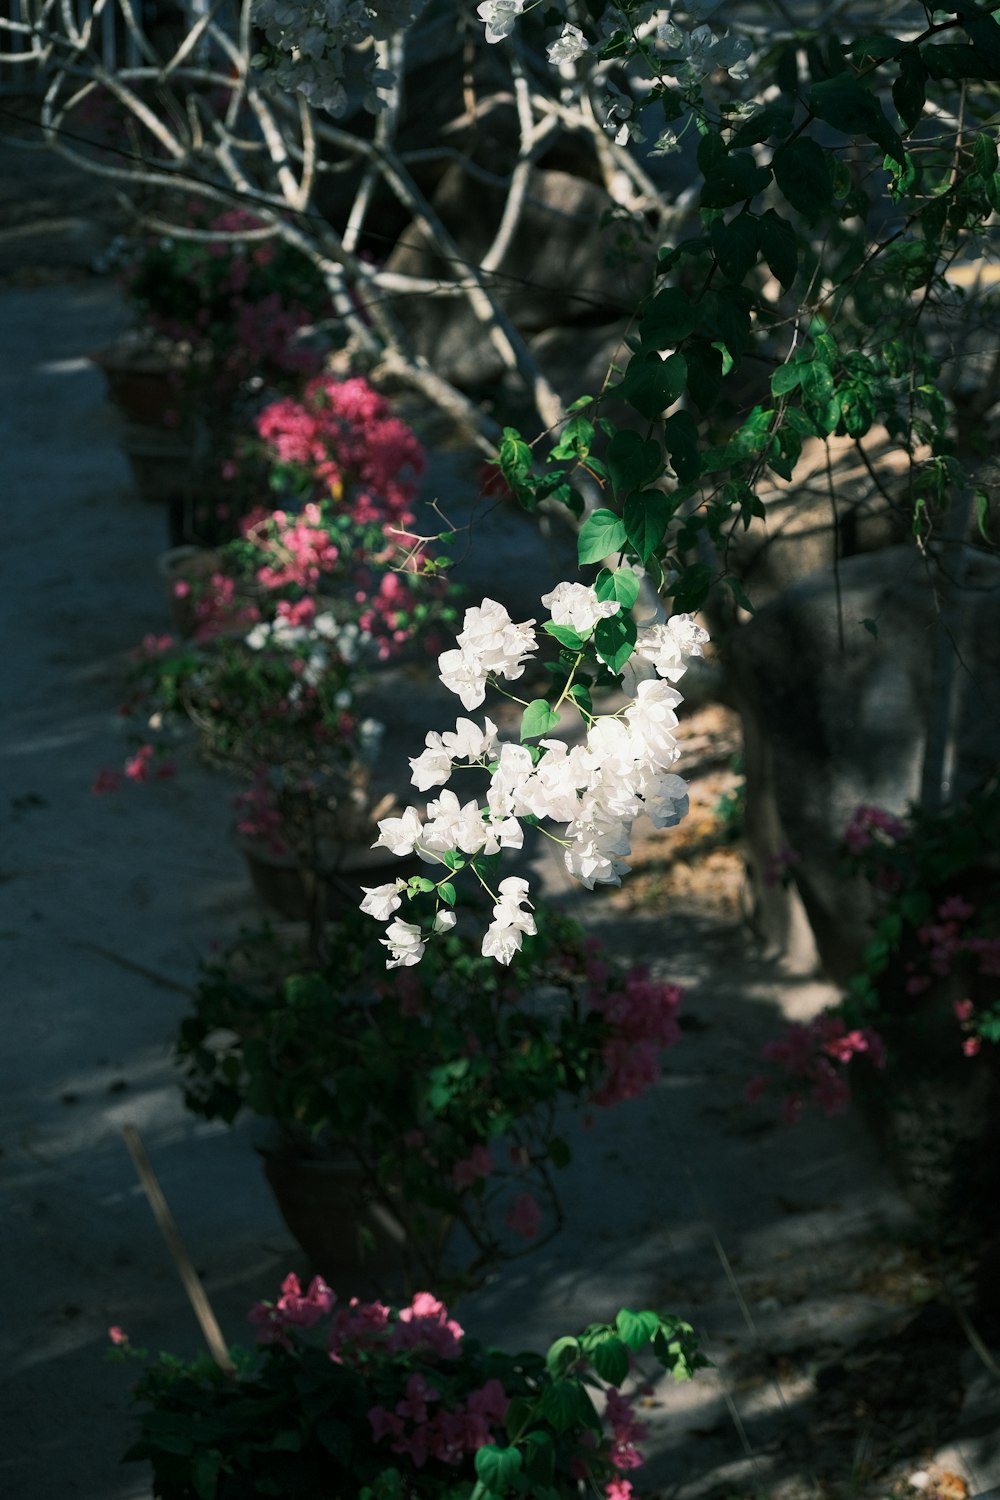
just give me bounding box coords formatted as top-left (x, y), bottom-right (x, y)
top-left (112, 1280), bottom-right (704, 1500)
top-left (110, 377), bottom-right (456, 935)
top-left (175, 906), bottom-right (684, 1289)
top-left (92, 207), bottom-right (334, 524)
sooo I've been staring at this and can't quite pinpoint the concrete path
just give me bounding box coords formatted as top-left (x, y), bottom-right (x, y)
top-left (1, 271), bottom-right (998, 1500)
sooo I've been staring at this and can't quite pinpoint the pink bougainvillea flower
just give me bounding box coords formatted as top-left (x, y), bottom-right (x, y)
top-left (505, 1192), bottom-right (541, 1240)
top-left (92, 768), bottom-right (122, 794)
top-left (107, 1325), bottom-right (128, 1345)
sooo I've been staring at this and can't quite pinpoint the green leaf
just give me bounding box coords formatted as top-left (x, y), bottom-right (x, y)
top-left (538, 1379), bottom-right (580, 1433)
top-left (475, 1444), bottom-right (523, 1491)
top-left (810, 73), bottom-right (905, 164)
top-left (504, 1397), bottom-right (533, 1439)
top-left (545, 1335), bottom-right (581, 1378)
top-left (861, 617), bottom-right (879, 638)
top-left (725, 574), bottom-right (757, 614)
top-left (663, 410), bottom-right (701, 484)
top-left (623, 491), bottom-right (672, 564)
top-left (438, 881), bottom-right (457, 906)
top-left (551, 414), bottom-right (595, 461)
top-left (730, 99), bottom-right (795, 148)
top-left (670, 563), bottom-right (714, 613)
top-left (962, 12), bottom-right (1000, 72)
top-left (606, 431), bottom-right (663, 497)
top-left (701, 151), bottom-right (772, 208)
top-left (756, 209), bottom-right (798, 288)
top-left (697, 129), bottom-right (727, 176)
top-left (772, 137), bottom-right (834, 219)
top-left (975, 490), bottom-right (993, 543)
top-left (921, 41), bottom-right (1000, 81)
top-left (771, 361), bottom-right (803, 397)
top-left (710, 214), bottom-right (758, 282)
top-left (974, 131), bottom-right (999, 178)
top-left (615, 1308), bottom-right (662, 1351)
top-left (594, 613), bottom-right (637, 674)
top-left (893, 44), bottom-right (926, 130)
top-left (617, 352), bottom-right (687, 419)
top-left (590, 1335), bottom-right (631, 1386)
top-left (640, 287), bottom-right (699, 350)
top-left (684, 341), bottom-right (725, 412)
top-left (712, 341), bottom-right (735, 377)
top-left (521, 699), bottom-right (560, 742)
top-left (543, 621), bottom-right (588, 650)
top-left (192, 1449), bottom-right (222, 1500)
top-left (596, 566), bottom-right (641, 611)
top-left (578, 508), bottom-right (628, 565)
top-left (800, 360), bottom-right (834, 402)
top-left (499, 426), bottom-right (532, 483)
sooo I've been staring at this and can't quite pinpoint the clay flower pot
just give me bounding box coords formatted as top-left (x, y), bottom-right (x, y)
top-left (257, 1130), bottom-right (452, 1294)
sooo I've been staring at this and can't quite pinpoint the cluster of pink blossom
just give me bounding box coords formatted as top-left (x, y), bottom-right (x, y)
top-left (843, 803), bottom-right (907, 855)
top-left (255, 375), bottom-right (426, 533)
top-left (602, 1389), bottom-right (648, 1473)
top-left (368, 1372), bottom-right (509, 1469)
top-left (900, 893), bottom-right (1000, 1055)
top-left (248, 1279), bottom-right (468, 1362)
top-left (246, 1279), bottom-right (651, 1493)
top-left (172, 569), bottom-right (261, 641)
top-left (745, 1014), bottom-right (887, 1122)
top-left (361, 587), bottom-right (707, 966)
top-left (245, 503), bottom-right (340, 591)
top-left (587, 966), bottom-right (683, 1107)
top-left (232, 777), bottom-right (289, 855)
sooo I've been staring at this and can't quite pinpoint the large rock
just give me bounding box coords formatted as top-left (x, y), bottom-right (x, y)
top-left (383, 164), bottom-right (646, 389)
top-left (724, 428), bottom-right (910, 609)
top-left (728, 544), bottom-right (1000, 979)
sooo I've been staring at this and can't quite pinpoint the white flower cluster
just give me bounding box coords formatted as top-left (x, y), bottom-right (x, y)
top-left (245, 612), bottom-right (367, 688)
top-left (657, 17), bottom-right (751, 84)
top-left (360, 585), bottom-right (708, 967)
top-left (251, 0), bottom-right (425, 114)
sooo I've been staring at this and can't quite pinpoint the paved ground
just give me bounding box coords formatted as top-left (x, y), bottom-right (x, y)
top-left (1, 130), bottom-right (999, 1500)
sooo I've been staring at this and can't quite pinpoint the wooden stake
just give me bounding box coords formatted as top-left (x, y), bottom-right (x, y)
top-left (122, 1123), bottom-right (235, 1375)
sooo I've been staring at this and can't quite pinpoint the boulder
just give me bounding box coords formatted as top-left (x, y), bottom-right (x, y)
top-left (382, 164), bottom-right (645, 390)
top-left (728, 544), bottom-right (1000, 979)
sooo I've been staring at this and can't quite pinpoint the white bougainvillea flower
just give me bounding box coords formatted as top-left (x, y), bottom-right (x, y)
top-left (422, 790), bottom-right (491, 857)
top-left (443, 716), bottom-right (499, 761)
top-left (456, 599), bottom-right (536, 678)
top-left (374, 805), bottom-right (424, 857)
top-left (360, 881), bottom-right (404, 921)
top-left (381, 917), bottom-right (426, 968)
top-left (541, 581), bottom-right (620, 636)
top-left (481, 876), bottom-right (536, 964)
top-left (437, 647), bottom-right (489, 711)
top-left (477, 0), bottom-right (523, 44)
top-left (409, 716), bottom-right (499, 790)
top-left (409, 732), bottom-right (454, 792)
top-left (657, 19), bottom-right (751, 83)
top-left (547, 23), bottom-right (588, 65)
top-left (635, 614), bottom-right (708, 682)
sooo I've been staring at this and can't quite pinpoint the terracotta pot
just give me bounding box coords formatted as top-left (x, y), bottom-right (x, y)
top-left (259, 1136), bottom-right (452, 1294)
top-left (91, 338), bottom-right (192, 425)
top-left (120, 420), bottom-right (207, 506)
top-left (240, 840), bottom-right (421, 925)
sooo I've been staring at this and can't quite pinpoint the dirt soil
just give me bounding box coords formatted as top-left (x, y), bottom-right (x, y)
top-left (1, 122), bottom-right (999, 1500)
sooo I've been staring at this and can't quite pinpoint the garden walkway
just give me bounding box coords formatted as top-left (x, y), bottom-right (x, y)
top-left (1, 136), bottom-right (999, 1500)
